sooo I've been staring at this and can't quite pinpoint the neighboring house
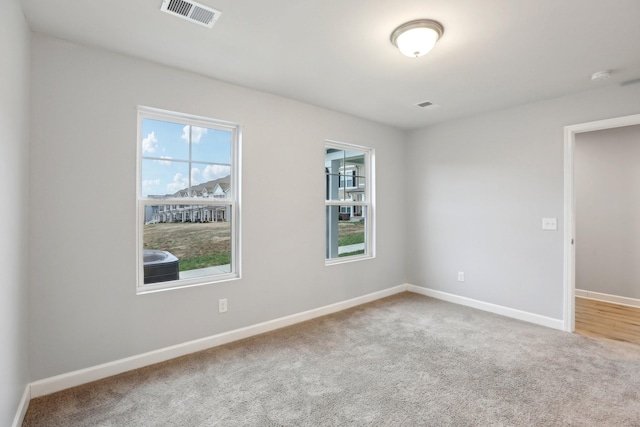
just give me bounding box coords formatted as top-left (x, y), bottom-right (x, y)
top-left (325, 163), bottom-right (366, 221)
top-left (144, 176), bottom-right (230, 224)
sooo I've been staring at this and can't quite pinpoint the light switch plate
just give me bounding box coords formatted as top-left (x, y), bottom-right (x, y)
top-left (542, 218), bottom-right (557, 230)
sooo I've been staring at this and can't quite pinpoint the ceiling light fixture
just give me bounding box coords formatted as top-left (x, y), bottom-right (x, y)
top-left (390, 19), bottom-right (444, 58)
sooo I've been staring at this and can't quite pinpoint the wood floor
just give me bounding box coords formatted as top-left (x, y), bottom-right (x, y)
top-left (575, 297), bottom-right (640, 345)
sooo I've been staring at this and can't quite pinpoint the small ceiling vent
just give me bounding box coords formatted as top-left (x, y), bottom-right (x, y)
top-left (160, 0), bottom-right (221, 28)
top-left (416, 100), bottom-right (441, 110)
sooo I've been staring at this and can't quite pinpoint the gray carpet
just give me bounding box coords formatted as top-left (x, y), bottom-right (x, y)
top-left (23, 293), bottom-right (640, 426)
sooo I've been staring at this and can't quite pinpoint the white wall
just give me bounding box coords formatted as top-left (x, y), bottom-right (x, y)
top-left (0, 0), bottom-right (30, 424)
top-left (28, 34), bottom-right (406, 380)
top-left (406, 85), bottom-right (640, 320)
top-left (575, 124), bottom-right (640, 299)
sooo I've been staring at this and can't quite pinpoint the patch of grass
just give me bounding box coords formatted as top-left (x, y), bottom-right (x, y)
top-left (179, 253), bottom-right (230, 271)
top-left (338, 233), bottom-right (364, 246)
top-left (337, 220), bottom-right (365, 246)
top-left (339, 250), bottom-right (365, 257)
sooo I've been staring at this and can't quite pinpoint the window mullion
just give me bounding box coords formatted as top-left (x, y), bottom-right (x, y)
top-left (188, 125), bottom-right (192, 194)
top-left (325, 200), bottom-right (369, 206)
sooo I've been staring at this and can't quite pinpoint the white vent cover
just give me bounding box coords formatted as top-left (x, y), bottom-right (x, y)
top-left (160, 0), bottom-right (221, 28)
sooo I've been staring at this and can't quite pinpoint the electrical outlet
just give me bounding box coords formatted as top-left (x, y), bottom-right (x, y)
top-left (457, 272), bottom-right (465, 282)
top-left (542, 217), bottom-right (557, 230)
top-left (219, 298), bottom-right (227, 313)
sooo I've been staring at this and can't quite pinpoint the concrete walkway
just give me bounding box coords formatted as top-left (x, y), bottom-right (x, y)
top-left (338, 243), bottom-right (365, 254)
top-left (180, 264), bottom-right (230, 279)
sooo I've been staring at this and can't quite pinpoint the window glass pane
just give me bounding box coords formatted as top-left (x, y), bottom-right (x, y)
top-left (326, 206), bottom-right (367, 259)
top-left (191, 127), bottom-right (232, 164)
top-left (141, 159), bottom-right (190, 198)
top-left (143, 204), bottom-right (232, 284)
top-left (343, 151), bottom-right (365, 201)
top-left (190, 164), bottom-right (231, 198)
top-left (325, 148), bottom-right (366, 202)
top-left (141, 119), bottom-right (189, 160)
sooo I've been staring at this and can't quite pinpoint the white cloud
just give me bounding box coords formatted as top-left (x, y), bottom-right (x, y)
top-left (181, 125), bottom-right (208, 143)
top-left (191, 167), bottom-right (201, 185)
top-left (167, 173), bottom-right (189, 193)
top-left (142, 179), bottom-right (160, 189)
top-left (203, 164), bottom-right (230, 180)
top-left (156, 156), bottom-right (172, 165)
top-left (142, 131), bottom-right (158, 154)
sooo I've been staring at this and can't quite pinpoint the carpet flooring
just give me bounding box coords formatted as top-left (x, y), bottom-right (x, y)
top-left (23, 292), bottom-right (640, 426)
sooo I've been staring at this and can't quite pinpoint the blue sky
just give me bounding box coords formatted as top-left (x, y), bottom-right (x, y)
top-left (141, 118), bottom-right (231, 197)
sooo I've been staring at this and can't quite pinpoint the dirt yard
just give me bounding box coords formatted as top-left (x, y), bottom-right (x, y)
top-left (338, 220), bottom-right (365, 236)
top-left (143, 220), bottom-right (364, 263)
top-left (144, 222), bottom-right (230, 261)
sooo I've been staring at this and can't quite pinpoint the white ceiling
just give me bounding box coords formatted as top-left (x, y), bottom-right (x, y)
top-left (20, 0), bottom-right (640, 130)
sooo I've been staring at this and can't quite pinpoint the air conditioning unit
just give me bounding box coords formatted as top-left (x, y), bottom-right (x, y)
top-left (143, 250), bottom-right (180, 284)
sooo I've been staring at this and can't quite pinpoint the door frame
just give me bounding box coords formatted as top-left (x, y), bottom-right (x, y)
top-left (563, 113), bottom-right (640, 332)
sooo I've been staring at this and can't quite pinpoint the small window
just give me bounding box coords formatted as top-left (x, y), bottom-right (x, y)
top-left (325, 141), bottom-right (374, 263)
top-left (137, 107), bottom-right (241, 293)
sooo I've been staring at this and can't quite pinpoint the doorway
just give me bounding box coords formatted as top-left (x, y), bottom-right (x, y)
top-left (563, 113), bottom-right (640, 334)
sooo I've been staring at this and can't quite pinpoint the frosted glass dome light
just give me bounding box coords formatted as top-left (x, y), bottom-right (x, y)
top-left (391, 19), bottom-right (444, 58)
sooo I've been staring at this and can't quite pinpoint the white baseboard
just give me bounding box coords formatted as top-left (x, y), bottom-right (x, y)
top-left (28, 283), bottom-right (566, 400)
top-left (12, 385), bottom-right (30, 427)
top-left (30, 284), bottom-right (407, 398)
top-left (575, 289), bottom-right (640, 308)
top-left (406, 284), bottom-right (564, 331)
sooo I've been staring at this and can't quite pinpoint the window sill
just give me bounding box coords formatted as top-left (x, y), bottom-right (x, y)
top-left (325, 253), bottom-right (374, 266)
top-left (137, 267), bottom-right (239, 295)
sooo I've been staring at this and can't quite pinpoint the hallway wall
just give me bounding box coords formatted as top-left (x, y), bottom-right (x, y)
top-left (575, 124), bottom-right (640, 299)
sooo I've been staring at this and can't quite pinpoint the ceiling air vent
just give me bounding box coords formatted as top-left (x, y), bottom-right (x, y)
top-left (160, 0), bottom-right (221, 28)
top-left (416, 100), bottom-right (441, 110)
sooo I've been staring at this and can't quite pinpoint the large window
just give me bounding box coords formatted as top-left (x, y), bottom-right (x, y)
top-left (137, 107), bottom-right (240, 293)
top-left (325, 141), bottom-right (374, 263)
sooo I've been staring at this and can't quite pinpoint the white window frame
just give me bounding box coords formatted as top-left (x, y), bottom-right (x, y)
top-left (136, 106), bottom-right (241, 294)
top-left (325, 140), bottom-right (375, 265)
